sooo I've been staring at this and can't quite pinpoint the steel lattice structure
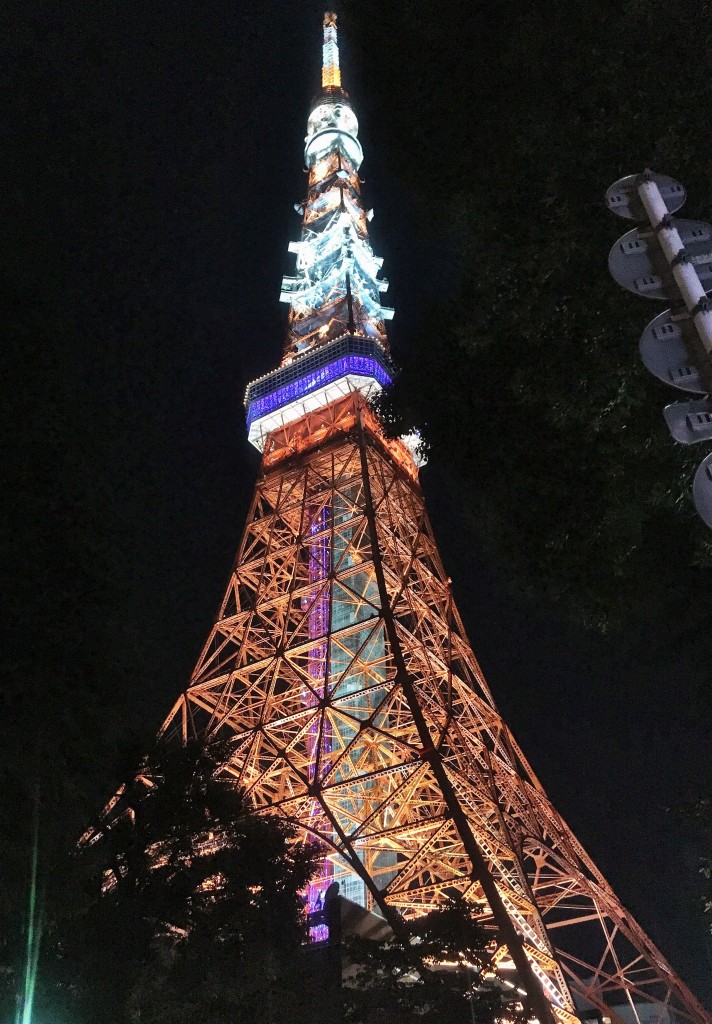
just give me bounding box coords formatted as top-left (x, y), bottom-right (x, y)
top-left (157, 391), bottom-right (708, 1024)
top-left (90, 13), bottom-right (710, 1024)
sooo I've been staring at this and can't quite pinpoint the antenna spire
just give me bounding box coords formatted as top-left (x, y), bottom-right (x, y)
top-left (322, 12), bottom-right (341, 89)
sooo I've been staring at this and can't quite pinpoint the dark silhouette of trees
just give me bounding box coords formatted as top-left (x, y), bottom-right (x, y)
top-left (40, 740), bottom-right (321, 1024)
top-left (343, 0), bottom-right (712, 638)
top-left (343, 900), bottom-right (524, 1024)
top-left (695, 799), bottom-right (712, 933)
top-left (35, 742), bottom-right (518, 1024)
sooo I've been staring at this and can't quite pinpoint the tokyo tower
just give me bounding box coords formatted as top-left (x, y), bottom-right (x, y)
top-left (97, 13), bottom-right (710, 1024)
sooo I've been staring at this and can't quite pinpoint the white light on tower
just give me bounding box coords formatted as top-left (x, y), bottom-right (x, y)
top-left (322, 11), bottom-right (341, 88)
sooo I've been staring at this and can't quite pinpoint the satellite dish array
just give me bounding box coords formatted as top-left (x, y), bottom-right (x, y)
top-left (606, 171), bottom-right (712, 529)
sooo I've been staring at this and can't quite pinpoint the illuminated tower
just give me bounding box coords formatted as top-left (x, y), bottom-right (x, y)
top-left (97, 14), bottom-right (710, 1024)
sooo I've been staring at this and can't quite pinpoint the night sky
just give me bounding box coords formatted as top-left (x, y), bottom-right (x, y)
top-left (4, 0), bottom-right (710, 1007)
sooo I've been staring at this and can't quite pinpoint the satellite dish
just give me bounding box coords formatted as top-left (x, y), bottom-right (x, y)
top-left (605, 173), bottom-right (686, 221)
top-left (639, 310), bottom-right (706, 393)
top-left (693, 451), bottom-right (712, 528)
top-left (608, 219), bottom-right (712, 300)
top-left (663, 397), bottom-right (712, 445)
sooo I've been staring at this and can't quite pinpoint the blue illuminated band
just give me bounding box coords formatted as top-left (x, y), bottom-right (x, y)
top-left (246, 353), bottom-right (392, 428)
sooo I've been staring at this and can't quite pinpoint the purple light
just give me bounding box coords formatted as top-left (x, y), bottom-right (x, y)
top-left (303, 505), bottom-right (333, 921)
top-left (246, 354), bottom-right (392, 427)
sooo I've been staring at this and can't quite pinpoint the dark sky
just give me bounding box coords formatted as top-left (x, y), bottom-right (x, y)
top-left (4, 0), bottom-right (710, 1007)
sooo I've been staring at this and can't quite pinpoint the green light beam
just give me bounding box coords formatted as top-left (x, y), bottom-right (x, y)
top-left (16, 788), bottom-right (43, 1024)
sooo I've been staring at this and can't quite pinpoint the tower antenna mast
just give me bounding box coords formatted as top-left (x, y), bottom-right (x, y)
top-left (322, 11), bottom-right (341, 89)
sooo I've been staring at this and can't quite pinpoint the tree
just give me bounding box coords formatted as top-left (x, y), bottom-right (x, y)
top-left (343, 900), bottom-right (524, 1024)
top-left (39, 739), bottom-right (320, 1024)
top-left (343, 0), bottom-right (712, 638)
top-left (39, 739), bottom-right (535, 1024)
top-left (693, 799), bottom-right (712, 932)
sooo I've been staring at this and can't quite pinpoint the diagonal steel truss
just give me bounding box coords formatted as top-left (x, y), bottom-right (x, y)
top-left (157, 393), bottom-right (709, 1024)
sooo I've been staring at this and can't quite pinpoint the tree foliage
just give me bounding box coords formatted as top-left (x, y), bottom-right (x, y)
top-left (34, 742), bottom-right (514, 1024)
top-left (693, 799), bottom-right (712, 931)
top-left (344, 0), bottom-right (712, 636)
top-left (38, 740), bottom-right (321, 1024)
top-left (343, 900), bottom-right (523, 1024)
top-left (29, 736), bottom-right (525, 1024)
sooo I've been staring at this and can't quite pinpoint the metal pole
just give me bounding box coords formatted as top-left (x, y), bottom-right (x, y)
top-left (637, 176), bottom-right (712, 356)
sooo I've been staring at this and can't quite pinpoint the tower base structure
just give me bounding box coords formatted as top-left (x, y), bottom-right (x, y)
top-left (140, 392), bottom-right (708, 1024)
